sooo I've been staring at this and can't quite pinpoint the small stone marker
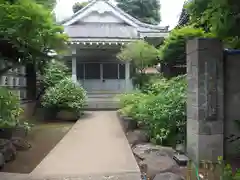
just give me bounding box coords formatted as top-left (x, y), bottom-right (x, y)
top-left (173, 154), bottom-right (189, 166)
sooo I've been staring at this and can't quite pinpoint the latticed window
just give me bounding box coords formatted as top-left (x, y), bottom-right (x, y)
top-left (19, 77), bottom-right (24, 86)
top-left (12, 77), bottom-right (16, 86)
top-left (20, 90), bottom-right (26, 99)
top-left (21, 66), bottom-right (25, 75)
top-left (4, 76), bottom-right (8, 85)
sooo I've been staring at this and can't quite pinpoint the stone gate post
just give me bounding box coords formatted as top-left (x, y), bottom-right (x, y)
top-left (186, 38), bottom-right (224, 163)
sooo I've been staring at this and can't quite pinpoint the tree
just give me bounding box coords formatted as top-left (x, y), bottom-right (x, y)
top-left (72, 2), bottom-right (88, 13)
top-left (0, 0), bottom-right (68, 100)
top-left (159, 26), bottom-right (210, 66)
top-left (0, 0), bottom-right (68, 75)
top-left (117, 40), bottom-right (159, 73)
top-left (6, 0), bottom-right (56, 10)
top-left (117, 40), bottom-right (159, 88)
top-left (185, 0), bottom-right (240, 48)
top-left (116, 0), bottom-right (161, 25)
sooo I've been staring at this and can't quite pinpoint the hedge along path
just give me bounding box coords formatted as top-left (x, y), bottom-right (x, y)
top-left (30, 111), bottom-right (141, 180)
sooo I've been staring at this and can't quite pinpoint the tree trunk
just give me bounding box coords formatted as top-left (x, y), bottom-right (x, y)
top-left (26, 63), bottom-right (36, 100)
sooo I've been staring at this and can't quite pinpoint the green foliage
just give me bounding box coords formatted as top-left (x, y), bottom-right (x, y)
top-left (118, 75), bottom-right (187, 145)
top-left (0, 0), bottom-right (68, 74)
top-left (0, 88), bottom-right (23, 128)
top-left (117, 91), bottom-right (150, 118)
top-left (185, 0), bottom-right (240, 48)
top-left (136, 76), bottom-right (187, 144)
top-left (42, 60), bottom-right (70, 88)
top-left (218, 156), bottom-right (240, 180)
top-left (42, 77), bottom-right (86, 112)
top-left (132, 73), bottom-right (163, 91)
top-left (72, 1), bottom-right (88, 13)
top-left (116, 0), bottom-right (161, 24)
top-left (35, 0), bottom-right (56, 10)
top-left (117, 40), bottom-right (159, 72)
top-left (159, 26), bottom-right (210, 65)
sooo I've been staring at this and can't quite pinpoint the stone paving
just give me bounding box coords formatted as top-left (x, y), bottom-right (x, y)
top-left (28, 111), bottom-right (141, 180)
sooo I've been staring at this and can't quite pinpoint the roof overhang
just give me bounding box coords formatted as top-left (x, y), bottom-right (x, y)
top-left (139, 32), bottom-right (169, 38)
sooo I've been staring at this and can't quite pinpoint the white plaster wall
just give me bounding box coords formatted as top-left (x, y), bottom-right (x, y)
top-left (81, 11), bottom-right (124, 23)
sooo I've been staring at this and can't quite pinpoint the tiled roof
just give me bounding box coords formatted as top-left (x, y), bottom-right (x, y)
top-left (64, 23), bottom-right (139, 38)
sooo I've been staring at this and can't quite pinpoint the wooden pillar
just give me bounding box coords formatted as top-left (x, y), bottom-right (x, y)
top-left (26, 63), bottom-right (36, 100)
top-left (72, 48), bottom-right (77, 83)
top-left (125, 62), bottom-right (130, 92)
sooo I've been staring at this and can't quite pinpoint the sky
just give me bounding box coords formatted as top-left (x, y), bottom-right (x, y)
top-left (55, 0), bottom-right (185, 29)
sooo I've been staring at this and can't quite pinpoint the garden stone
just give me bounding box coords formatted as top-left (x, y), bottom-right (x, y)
top-left (126, 130), bottom-right (149, 146)
top-left (0, 152), bottom-right (4, 169)
top-left (12, 127), bottom-right (28, 138)
top-left (0, 128), bottom-right (13, 139)
top-left (132, 143), bottom-right (175, 160)
top-left (11, 137), bottom-right (31, 151)
top-left (139, 154), bottom-right (181, 179)
top-left (0, 139), bottom-right (17, 162)
top-left (118, 113), bottom-right (137, 132)
top-left (153, 172), bottom-right (183, 180)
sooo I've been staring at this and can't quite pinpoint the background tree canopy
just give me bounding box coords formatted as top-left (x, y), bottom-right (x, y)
top-left (158, 26), bottom-right (210, 66)
top-left (185, 0), bottom-right (240, 48)
top-left (158, 0), bottom-right (240, 72)
top-left (116, 0), bottom-right (161, 25)
top-left (72, 2), bottom-right (89, 13)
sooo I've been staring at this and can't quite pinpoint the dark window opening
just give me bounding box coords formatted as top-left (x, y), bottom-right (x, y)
top-left (102, 63), bottom-right (118, 79)
top-left (85, 63), bottom-right (101, 79)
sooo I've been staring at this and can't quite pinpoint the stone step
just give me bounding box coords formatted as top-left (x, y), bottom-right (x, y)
top-left (87, 93), bottom-right (120, 98)
top-left (85, 99), bottom-right (120, 110)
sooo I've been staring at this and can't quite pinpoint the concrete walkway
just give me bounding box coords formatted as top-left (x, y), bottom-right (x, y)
top-left (30, 111), bottom-right (141, 180)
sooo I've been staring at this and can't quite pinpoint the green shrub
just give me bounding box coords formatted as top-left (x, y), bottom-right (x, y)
top-left (0, 88), bottom-right (23, 128)
top-left (41, 77), bottom-right (86, 113)
top-left (118, 75), bottom-right (187, 145)
top-left (146, 75), bottom-right (186, 95)
top-left (218, 156), bottom-right (240, 180)
top-left (136, 75), bottom-right (187, 145)
top-left (117, 91), bottom-right (150, 118)
top-left (132, 73), bottom-right (163, 91)
top-left (42, 60), bottom-right (70, 88)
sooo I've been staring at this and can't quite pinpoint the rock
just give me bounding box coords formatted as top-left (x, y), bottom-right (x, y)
top-left (118, 113), bottom-right (137, 132)
top-left (132, 143), bottom-right (175, 160)
top-left (12, 127), bottom-right (28, 138)
top-left (153, 172), bottom-right (183, 180)
top-left (0, 139), bottom-right (17, 162)
top-left (140, 154), bottom-right (181, 179)
top-left (133, 143), bottom-right (180, 179)
top-left (0, 153), bottom-right (5, 169)
top-left (11, 137), bottom-right (31, 151)
top-left (0, 128), bottom-right (13, 139)
top-left (126, 130), bottom-right (149, 146)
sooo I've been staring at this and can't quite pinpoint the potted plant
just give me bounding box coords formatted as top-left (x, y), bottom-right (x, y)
top-left (41, 77), bottom-right (86, 121)
top-left (0, 88), bottom-right (23, 139)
